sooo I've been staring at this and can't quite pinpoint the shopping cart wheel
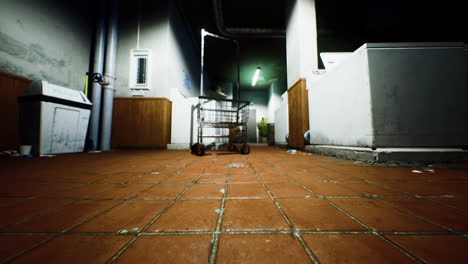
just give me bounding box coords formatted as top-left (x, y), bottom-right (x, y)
top-left (240, 143), bottom-right (250, 155)
top-left (193, 143), bottom-right (205, 156)
top-left (228, 144), bottom-right (235, 152)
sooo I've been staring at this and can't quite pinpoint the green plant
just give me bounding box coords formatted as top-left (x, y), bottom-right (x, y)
top-left (257, 118), bottom-right (269, 137)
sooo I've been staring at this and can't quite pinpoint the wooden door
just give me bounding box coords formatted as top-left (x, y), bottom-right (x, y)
top-left (288, 78), bottom-right (309, 149)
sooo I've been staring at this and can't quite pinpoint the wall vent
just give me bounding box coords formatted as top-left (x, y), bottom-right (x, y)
top-left (129, 49), bottom-right (151, 90)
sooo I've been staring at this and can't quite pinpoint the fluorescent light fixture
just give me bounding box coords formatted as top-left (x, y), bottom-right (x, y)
top-left (251, 67), bottom-right (261, 86)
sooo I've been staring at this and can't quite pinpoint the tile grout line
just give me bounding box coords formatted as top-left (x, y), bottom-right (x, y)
top-left (363, 180), bottom-right (468, 214)
top-left (106, 159), bottom-right (207, 264)
top-left (252, 163), bottom-right (320, 264)
top-left (0, 181), bottom-right (125, 229)
top-left (0, 230), bottom-right (462, 237)
top-left (3, 162), bottom-right (188, 263)
top-left (373, 198), bottom-right (464, 236)
top-left (2, 194), bottom-right (466, 203)
top-left (272, 162), bottom-right (425, 264)
top-left (64, 186), bottom-right (155, 233)
top-left (3, 235), bottom-right (58, 264)
top-left (208, 159), bottom-right (231, 264)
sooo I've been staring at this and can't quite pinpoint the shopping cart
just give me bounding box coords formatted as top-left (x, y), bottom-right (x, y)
top-left (191, 96), bottom-right (250, 156)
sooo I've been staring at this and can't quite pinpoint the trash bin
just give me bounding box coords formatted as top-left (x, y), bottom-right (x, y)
top-left (267, 123), bottom-right (275, 146)
top-left (18, 80), bottom-right (92, 156)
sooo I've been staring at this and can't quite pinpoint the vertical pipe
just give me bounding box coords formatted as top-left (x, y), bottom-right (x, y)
top-left (200, 29), bottom-right (205, 97)
top-left (88, 0), bottom-right (107, 151)
top-left (236, 40), bottom-right (240, 101)
top-left (100, 0), bottom-right (120, 151)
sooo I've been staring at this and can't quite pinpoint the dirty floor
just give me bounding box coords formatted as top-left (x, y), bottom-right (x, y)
top-left (0, 146), bottom-right (467, 263)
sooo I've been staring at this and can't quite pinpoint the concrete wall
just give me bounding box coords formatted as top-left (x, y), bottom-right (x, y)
top-left (241, 89), bottom-right (269, 124)
top-left (286, 0), bottom-right (318, 88)
top-left (267, 81), bottom-right (285, 122)
top-left (115, 0), bottom-right (200, 147)
top-left (367, 43), bottom-right (468, 147)
top-left (240, 89), bottom-right (269, 142)
top-left (168, 1), bottom-right (200, 98)
top-left (274, 92), bottom-right (289, 145)
top-left (115, 0), bottom-right (170, 98)
top-left (0, 0), bottom-right (94, 90)
top-left (308, 46), bottom-right (373, 147)
top-left (167, 1), bottom-right (201, 146)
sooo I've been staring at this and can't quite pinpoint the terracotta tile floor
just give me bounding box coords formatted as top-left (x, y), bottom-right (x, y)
top-left (0, 146), bottom-right (467, 263)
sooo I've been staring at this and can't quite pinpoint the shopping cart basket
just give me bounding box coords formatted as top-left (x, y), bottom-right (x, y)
top-left (191, 96), bottom-right (250, 156)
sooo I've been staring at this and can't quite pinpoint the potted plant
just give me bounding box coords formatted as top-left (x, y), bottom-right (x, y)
top-left (257, 117), bottom-right (269, 143)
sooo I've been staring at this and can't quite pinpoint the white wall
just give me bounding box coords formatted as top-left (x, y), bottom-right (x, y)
top-left (241, 89), bottom-right (269, 123)
top-left (115, 0), bottom-right (170, 98)
top-left (167, 1), bottom-right (201, 146)
top-left (286, 0), bottom-right (318, 88)
top-left (308, 42), bottom-right (468, 148)
top-left (0, 0), bottom-right (94, 90)
top-left (267, 81), bottom-right (284, 122)
top-left (275, 92), bottom-right (289, 144)
top-left (308, 46), bottom-right (374, 147)
top-left (115, 0), bottom-right (201, 148)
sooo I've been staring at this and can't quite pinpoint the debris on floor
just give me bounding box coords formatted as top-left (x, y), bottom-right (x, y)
top-left (228, 163), bottom-right (246, 168)
top-left (287, 149), bottom-right (311, 155)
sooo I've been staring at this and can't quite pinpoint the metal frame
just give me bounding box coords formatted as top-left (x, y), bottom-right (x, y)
top-left (196, 96), bottom-right (250, 145)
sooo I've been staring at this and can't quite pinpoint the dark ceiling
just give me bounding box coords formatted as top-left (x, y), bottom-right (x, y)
top-left (178, 0), bottom-right (466, 92)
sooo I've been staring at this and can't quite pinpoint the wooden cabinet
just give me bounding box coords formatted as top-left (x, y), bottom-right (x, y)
top-left (0, 72), bottom-right (32, 150)
top-left (112, 97), bottom-right (172, 148)
top-left (288, 78), bottom-right (309, 149)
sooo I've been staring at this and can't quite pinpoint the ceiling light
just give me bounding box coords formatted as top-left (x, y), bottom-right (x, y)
top-left (251, 67), bottom-right (261, 86)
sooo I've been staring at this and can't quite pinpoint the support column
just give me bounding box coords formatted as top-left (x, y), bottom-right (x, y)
top-left (286, 0), bottom-right (318, 88)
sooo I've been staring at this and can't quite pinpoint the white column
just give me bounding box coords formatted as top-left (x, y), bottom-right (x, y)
top-left (286, 0), bottom-right (318, 88)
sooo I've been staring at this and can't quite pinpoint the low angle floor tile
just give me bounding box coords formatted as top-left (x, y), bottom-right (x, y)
top-left (0, 236), bottom-right (51, 263)
top-left (0, 199), bottom-right (72, 228)
top-left (148, 200), bottom-right (220, 232)
top-left (73, 200), bottom-right (170, 233)
top-left (303, 182), bottom-right (362, 196)
top-left (385, 235), bottom-right (468, 264)
top-left (3, 200), bottom-right (120, 233)
top-left (10, 235), bottom-right (131, 264)
top-left (135, 184), bottom-right (188, 199)
top-left (114, 235), bottom-right (212, 263)
top-left (89, 184), bottom-right (152, 199)
top-left (216, 234), bottom-right (312, 264)
top-left (302, 234), bottom-right (414, 264)
top-left (227, 183), bottom-right (268, 198)
top-left (329, 198), bottom-right (444, 232)
top-left (182, 183), bottom-right (225, 198)
top-left (1, 147), bottom-right (467, 263)
top-left (277, 198), bottom-right (366, 231)
top-left (378, 197), bottom-right (468, 231)
top-left (222, 199), bottom-right (289, 231)
top-left (265, 182), bottom-right (314, 198)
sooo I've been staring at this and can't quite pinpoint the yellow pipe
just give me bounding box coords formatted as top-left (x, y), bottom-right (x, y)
top-left (84, 73), bottom-right (89, 96)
